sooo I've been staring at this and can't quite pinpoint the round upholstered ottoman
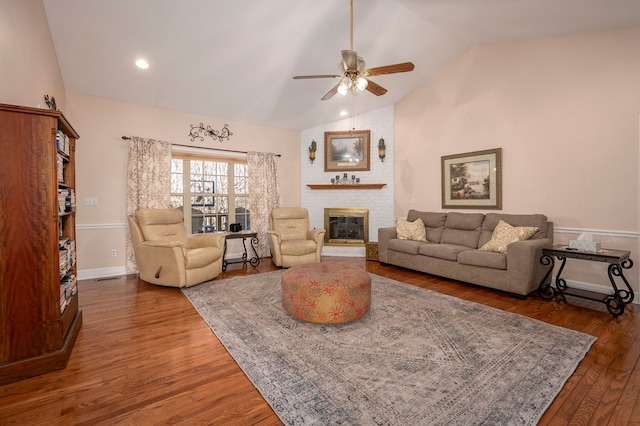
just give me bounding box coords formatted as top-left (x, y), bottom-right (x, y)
top-left (281, 263), bottom-right (371, 324)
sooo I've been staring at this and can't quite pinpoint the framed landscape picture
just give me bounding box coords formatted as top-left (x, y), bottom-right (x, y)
top-left (441, 148), bottom-right (502, 209)
top-left (324, 130), bottom-right (370, 172)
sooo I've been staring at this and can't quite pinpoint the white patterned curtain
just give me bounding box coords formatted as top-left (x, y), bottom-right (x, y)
top-left (126, 137), bottom-right (172, 273)
top-left (247, 151), bottom-right (280, 258)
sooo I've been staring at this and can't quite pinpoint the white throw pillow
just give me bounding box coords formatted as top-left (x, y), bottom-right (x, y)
top-left (480, 220), bottom-right (538, 254)
top-left (396, 217), bottom-right (427, 242)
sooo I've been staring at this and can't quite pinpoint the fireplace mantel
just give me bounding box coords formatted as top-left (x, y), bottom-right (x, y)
top-left (307, 184), bottom-right (386, 190)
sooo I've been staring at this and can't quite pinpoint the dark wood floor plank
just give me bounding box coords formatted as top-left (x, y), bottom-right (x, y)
top-left (0, 257), bottom-right (638, 425)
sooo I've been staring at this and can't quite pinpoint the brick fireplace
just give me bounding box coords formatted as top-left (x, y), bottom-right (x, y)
top-left (300, 106), bottom-right (395, 257)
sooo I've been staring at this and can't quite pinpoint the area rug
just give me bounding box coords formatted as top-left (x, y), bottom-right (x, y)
top-left (183, 271), bottom-right (595, 425)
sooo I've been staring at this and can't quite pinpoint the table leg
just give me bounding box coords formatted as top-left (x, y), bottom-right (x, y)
top-left (608, 259), bottom-right (635, 305)
top-left (538, 253), bottom-right (557, 300)
top-left (240, 238), bottom-right (248, 262)
top-left (222, 238), bottom-right (229, 271)
top-left (249, 236), bottom-right (260, 267)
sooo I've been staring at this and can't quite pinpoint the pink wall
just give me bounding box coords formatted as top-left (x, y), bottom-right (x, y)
top-left (0, 0), bottom-right (65, 109)
top-left (395, 27), bottom-right (640, 293)
top-left (65, 92), bottom-right (300, 275)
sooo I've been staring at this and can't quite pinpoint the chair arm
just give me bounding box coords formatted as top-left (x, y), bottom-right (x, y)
top-left (134, 241), bottom-right (188, 286)
top-left (189, 232), bottom-right (226, 249)
top-left (267, 230), bottom-right (282, 245)
top-left (307, 229), bottom-right (326, 243)
top-left (139, 240), bottom-right (188, 249)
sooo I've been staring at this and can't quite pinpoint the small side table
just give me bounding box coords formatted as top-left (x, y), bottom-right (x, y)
top-left (222, 231), bottom-right (260, 271)
top-left (365, 242), bottom-right (379, 261)
top-left (537, 244), bottom-right (634, 317)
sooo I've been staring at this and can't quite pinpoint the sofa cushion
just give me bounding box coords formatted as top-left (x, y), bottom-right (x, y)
top-left (389, 239), bottom-right (425, 255)
top-left (457, 249), bottom-right (507, 270)
top-left (440, 228), bottom-right (481, 248)
top-left (418, 244), bottom-right (469, 261)
top-left (480, 220), bottom-right (538, 254)
top-left (445, 212), bottom-right (485, 230)
top-left (396, 217), bottom-right (427, 242)
top-left (479, 213), bottom-right (548, 246)
top-left (407, 210), bottom-right (446, 243)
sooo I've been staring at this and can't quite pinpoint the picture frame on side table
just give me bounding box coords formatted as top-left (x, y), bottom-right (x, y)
top-left (441, 148), bottom-right (502, 209)
top-left (324, 130), bottom-right (370, 172)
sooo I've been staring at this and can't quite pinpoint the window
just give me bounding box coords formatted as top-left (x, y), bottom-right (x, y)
top-left (170, 154), bottom-right (249, 233)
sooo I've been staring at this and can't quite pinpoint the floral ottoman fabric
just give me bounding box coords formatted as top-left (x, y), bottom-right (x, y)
top-left (282, 263), bottom-right (371, 323)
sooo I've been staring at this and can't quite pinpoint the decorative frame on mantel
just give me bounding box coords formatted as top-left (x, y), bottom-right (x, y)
top-left (441, 148), bottom-right (502, 210)
top-left (324, 130), bottom-right (370, 172)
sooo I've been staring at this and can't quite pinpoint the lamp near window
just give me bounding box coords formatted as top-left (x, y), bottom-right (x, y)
top-left (309, 140), bottom-right (317, 163)
top-left (378, 138), bottom-right (386, 162)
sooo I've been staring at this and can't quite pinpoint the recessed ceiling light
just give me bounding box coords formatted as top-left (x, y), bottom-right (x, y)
top-left (135, 59), bottom-right (149, 69)
top-left (339, 110), bottom-right (348, 117)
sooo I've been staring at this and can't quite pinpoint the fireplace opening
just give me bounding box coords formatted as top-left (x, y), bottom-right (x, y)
top-left (324, 208), bottom-right (369, 246)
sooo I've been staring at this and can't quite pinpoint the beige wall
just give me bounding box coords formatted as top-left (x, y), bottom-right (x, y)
top-left (0, 0), bottom-right (65, 109)
top-left (395, 27), bottom-right (640, 294)
top-left (64, 92), bottom-right (300, 277)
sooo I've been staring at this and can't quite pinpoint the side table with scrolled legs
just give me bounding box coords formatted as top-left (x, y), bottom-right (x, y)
top-left (537, 245), bottom-right (634, 317)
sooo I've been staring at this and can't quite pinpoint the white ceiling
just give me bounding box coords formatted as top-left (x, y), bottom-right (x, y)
top-left (42, 0), bottom-right (640, 131)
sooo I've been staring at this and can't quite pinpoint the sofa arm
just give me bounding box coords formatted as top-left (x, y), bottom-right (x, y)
top-left (189, 232), bottom-right (226, 249)
top-left (506, 238), bottom-right (553, 293)
top-left (377, 226), bottom-right (397, 263)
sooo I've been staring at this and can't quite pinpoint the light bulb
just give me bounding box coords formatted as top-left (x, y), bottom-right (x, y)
top-left (338, 77), bottom-right (352, 96)
top-left (135, 59), bottom-right (149, 69)
top-left (355, 77), bottom-right (368, 91)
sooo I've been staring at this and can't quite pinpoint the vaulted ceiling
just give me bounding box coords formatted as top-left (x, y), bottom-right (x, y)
top-left (43, 0), bottom-right (640, 131)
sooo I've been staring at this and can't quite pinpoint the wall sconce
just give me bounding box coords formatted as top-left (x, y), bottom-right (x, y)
top-left (308, 140), bottom-right (317, 163)
top-left (378, 138), bottom-right (386, 162)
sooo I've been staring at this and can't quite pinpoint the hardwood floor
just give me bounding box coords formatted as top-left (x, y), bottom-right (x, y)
top-left (1, 257), bottom-right (639, 425)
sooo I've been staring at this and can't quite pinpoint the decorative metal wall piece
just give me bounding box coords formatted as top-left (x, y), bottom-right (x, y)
top-left (189, 123), bottom-right (233, 142)
top-left (44, 94), bottom-right (57, 110)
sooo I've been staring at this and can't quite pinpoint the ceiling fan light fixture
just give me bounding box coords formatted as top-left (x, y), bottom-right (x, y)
top-left (355, 77), bottom-right (368, 91)
top-left (338, 77), bottom-right (352, 96)
top-left (291, 0), bottom-right (414, 101)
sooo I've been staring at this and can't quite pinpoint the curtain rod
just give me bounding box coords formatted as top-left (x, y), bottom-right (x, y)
top-left (121, 136), bottom-right (281, 157)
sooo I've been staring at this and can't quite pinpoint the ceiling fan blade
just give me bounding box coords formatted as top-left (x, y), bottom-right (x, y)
top-left (321, 83), bottom-right (340, 101)
top-left (363, 62), bottom-right (415, 77)
top-left (293, 74), bottom-right (341, 79)
top-left (342, 50), bottom-right (358, 71)
top-left (365, 79), bottom-right (387, 96)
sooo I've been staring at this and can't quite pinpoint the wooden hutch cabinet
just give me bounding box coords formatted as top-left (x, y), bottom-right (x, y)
top-left (0, 103), bottom-right (82, 384)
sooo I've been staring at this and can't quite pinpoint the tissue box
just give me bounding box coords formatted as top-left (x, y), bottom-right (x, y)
top-left (568, 240), bottom-right (601, 252)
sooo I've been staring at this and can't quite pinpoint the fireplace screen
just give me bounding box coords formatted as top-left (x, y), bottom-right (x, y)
top-left (324, 208), bottom-right (369, 246)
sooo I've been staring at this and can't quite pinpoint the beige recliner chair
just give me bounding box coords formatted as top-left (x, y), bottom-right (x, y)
top-left (128, 208), bottom-right (226, 287)
top-left (268, 207), bottom-right (325, 268)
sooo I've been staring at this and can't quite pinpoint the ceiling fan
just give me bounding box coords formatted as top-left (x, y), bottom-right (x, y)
top-left (293, 0), bottom-right (415, 101)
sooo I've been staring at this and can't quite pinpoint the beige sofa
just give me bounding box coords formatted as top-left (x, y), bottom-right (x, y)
top-left (378, 210), bottom-right (553, 297)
